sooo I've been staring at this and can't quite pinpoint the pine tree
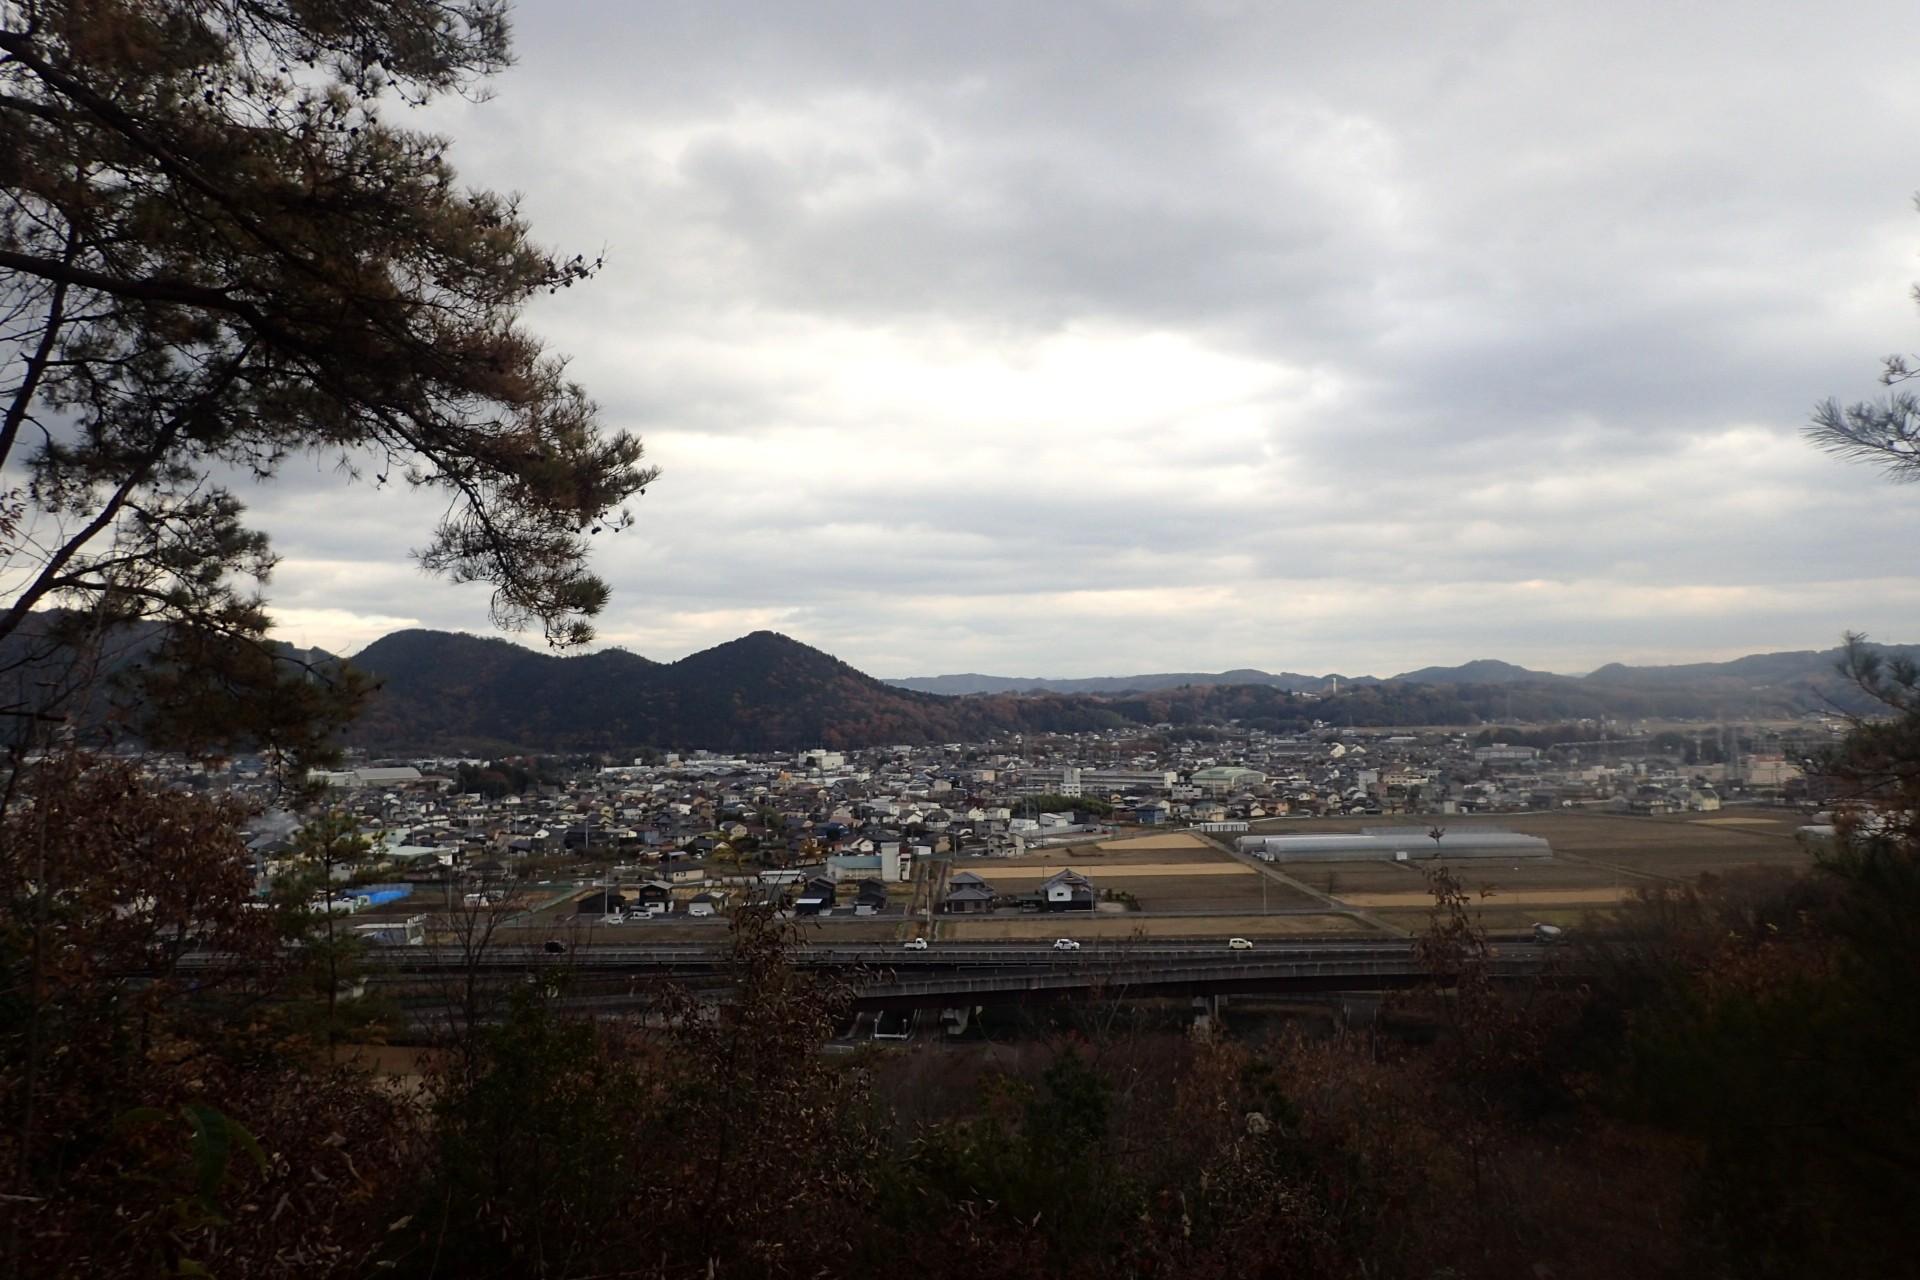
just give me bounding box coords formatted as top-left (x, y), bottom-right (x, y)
top-left (1, 0), bottom-right (656, 762)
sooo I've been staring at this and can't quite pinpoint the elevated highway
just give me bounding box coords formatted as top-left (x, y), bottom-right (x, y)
top-left (197, 937), bottom-right (1564, 1009)
top-left (345, 936), bottom-right (1431, 972)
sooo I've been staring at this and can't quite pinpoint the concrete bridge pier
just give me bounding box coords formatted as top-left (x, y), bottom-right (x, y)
top-left (1337, 995), bottom-right (1381, 1029)
top-left (940, 1005), bottom-right (978, 1036)
top-left (1190, 994), bottom-right (1227, 1038)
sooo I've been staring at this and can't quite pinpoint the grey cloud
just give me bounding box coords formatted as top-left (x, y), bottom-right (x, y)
top-left (200, 1), bottom-right (1920, 674)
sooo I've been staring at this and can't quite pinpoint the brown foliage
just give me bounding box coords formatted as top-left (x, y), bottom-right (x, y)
top-left (0, 753), bottom-right (416, 1278)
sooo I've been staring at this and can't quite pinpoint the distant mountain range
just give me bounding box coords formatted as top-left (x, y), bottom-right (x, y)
top-left (330, 633), bottom-right (1920, 749)
top-left (887, 669), bottom-right (1348, 696)
top-left (889, 650), bottom-right (1902, 697)
top-left (887, 657), bottom-right (1563, 695)
top-left (7, 611), bottom-right (1912, 753)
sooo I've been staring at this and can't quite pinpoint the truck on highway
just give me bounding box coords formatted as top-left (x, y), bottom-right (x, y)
top-left (352, 914), bottom-right (427, 947)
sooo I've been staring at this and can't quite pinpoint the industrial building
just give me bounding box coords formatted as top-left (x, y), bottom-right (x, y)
top-left (1190, 766), bottom-right (1267, 795)
top-left (1016, 767), bottom-right (1082, 797)
top-left (1080, 768), bottom-right (1178, 793)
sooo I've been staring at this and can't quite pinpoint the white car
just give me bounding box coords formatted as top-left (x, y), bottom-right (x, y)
top-left (1227, 937), bottom-right (1254, 950)
top-left (901, 937), bottom-right (929, 950)
top-left (1053, 938), bottom-right (1081, 951)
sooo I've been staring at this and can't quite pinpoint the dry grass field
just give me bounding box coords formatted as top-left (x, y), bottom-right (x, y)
top-left (938, 912), bottom-right (1369, 941)
top-left (1099, 832), bottom-right (1221, 851)
top-left (795, 917), bottom-right (915, 942)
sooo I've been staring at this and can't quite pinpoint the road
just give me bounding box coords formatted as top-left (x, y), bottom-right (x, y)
top-left (299, 935), bottom-right (1543, 973)
top-left (176, 936), bottom-right (1563, 1014)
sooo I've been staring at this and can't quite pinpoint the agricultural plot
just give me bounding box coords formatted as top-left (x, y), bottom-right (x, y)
top-left (1108, 871), bottom-right (1323, 913)
top-left (1259, 811), bottom-right (1814, 933)
top-left (1099, 832), bottom-right (1220, 852)
top-left (1286, 856), bottom-right (1629, 913)
top-left (1283, 860), bottom-right (1431, 896)
top-left (1261, 810), bottom-right (1813, 882)
top-left (1370, 903), bottom-right (1593, 935)
top-left (982, 832), bottom-right (1222, 868)
top-left (938, 913), bottom-right (1369, 941)
top-left (1341, 886), bottom-right (1632, 909)
top-left (973, 833), bottom-right (1319, 912)
top-left (981, 863), bottom-right (1253, 881)
top-left (797, 917), bottom-right (914, 942)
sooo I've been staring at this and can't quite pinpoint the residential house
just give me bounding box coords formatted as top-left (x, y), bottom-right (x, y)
top-left (942, 871), bottom-right (996, 914)
top-left (629, 880), bottom-right (674, 910)
top-left (1039, 868), bottom-right (1094, 912)
top-left (794, 877), bottom-right (837, 916)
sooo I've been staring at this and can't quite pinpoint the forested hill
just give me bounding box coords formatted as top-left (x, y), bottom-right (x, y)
top-left (345, 629), bottom-right (1133, 751)
top-left (346, 630), bottom-right (1914, 751)
top-left (11, 614), bottom-right (1913, 752)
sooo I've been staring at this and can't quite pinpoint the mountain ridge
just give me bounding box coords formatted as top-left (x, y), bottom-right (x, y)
top-left (344, 629), bottom-right (1915, 750)
top-left (345, 627), bottom-right (1133, 752)
top-left (886, 668), bottom-right (1351, 696)
top-left (10, 612), bottom-right (1915, 753)
top-left (884, 649), bottom-right (1896, 696)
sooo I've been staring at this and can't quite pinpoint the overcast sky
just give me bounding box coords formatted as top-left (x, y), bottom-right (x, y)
top-left (249, 1), bottom-right (1920, 678)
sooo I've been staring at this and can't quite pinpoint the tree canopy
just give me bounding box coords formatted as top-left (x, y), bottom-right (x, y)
top-left (1807, 196), bottom-right (1920, 482)
top-left (0, 0), bottom-right (655, 761)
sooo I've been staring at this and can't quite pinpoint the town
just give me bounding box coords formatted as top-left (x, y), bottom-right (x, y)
top-left (137, 714), bottom-right (1839, 952)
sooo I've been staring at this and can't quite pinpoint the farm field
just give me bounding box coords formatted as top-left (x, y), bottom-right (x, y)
top-left (976, 831), bottom-right (1221, 867)
top-left (983, 863), bottom-right (1252, 881)
top-left (1105, 872), bottom-right (1322, 912)
top-left (472, 811), bottom-right (1814, 947)
top-left (1371, 903), bottom-right (1593, 935)
top-left (1251, 809), bottom-right (1813, 882)
top-left (1289, 857), bottom-right (1629, 897)
top-left (938, 912), bottom-right (1370, 941)
top-left (1341, 886), bottom-right (1632, 909)
top-left (1100, 832), bottom-right (1222, 851)
top-left (966, 832), bottom-right (1321, 912)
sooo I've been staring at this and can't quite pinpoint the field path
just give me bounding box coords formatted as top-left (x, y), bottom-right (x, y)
top-left (1185, 829), bottom-right (1400, 936)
